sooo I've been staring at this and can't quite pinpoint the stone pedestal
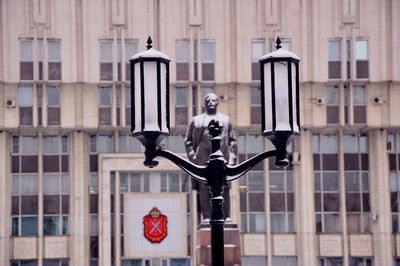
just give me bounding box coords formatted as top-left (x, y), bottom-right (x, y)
top-left (196, 224), bottom-right (240, 266)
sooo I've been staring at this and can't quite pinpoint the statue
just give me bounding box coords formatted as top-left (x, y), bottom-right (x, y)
top-left (184, 93), bottom-right (238, 222)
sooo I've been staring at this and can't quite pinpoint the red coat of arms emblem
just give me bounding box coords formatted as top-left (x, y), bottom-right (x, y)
top-left (143, 207), bottom-right (168, 243)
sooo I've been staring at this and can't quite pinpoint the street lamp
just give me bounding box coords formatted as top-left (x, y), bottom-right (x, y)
top-left (130, 36), bottom-right (300, 266)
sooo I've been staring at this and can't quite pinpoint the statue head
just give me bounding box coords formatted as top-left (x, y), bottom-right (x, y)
top-left (204, 93), bottom-right (218, 115)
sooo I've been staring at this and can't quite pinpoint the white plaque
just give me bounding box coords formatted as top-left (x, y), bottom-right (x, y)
top-left (124, 193), bottom-right (187, 257)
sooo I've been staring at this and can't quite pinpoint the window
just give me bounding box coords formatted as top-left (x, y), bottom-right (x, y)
top-left (100, 41), bottom-right (113, 81)
top-left (272, 256), bottom-right (297, 266)
top-left (43, 259), bottom-right (69, 266)
top-left (12, 136), bottom-right (39, 236)
top-left (176, 40), bottom-right (190, 81)
top-left (318, 257), bottom-right (343, 266)
top-left (239, 135), bottom-right (265, 233)
top-left (344, 134), bottom-right (370, 233)
top-left (241, 256), bottom-right (267, 266)
top-left (37, 84), bottom-right (43, 126)
top-left (43, 136), bottom-right (69, 236)
top-left (314, 134), bottom-right (340, 233)
top-left (89, 134), bottom-right (114, 262)
top-left (48, 86), bottom-right (61, 125)
top-left (251, 40), bottom-right (264, 80)
top-left (48, 40), bottom-right (62, 80)
top-left (356, 40), bottom-right (369, 79)
top-left (269, 170), bottom-right (295, 233)
top-left (200, 40), bottom-right (215, 81)
top-left (11, 260), bottom-right (38, 266)
top-left (116, 85), bottom-right (121, 126)
top-left (395, 258), bottom-right (400, 266)
top-left (98, 86), bottom-right (112, 125)
top-left (119, 134), bottom-right (141, 153)
top-left (349, 257), bottom-right (373, 266)
top-left (125, 86), bottom-right (131, 126)
top-left (389, 133), bottom-right (400, 232)
top-left (326, 85), bottom-right (339, 124)
top-left (38, 40), bottom-right (44, 80)
top-left (353, 85), bottom-right (366, 124)
top-left (20, 40), bottom-right (33, 80)
top-left (19, 85), bottom-right (34, 125)
top-left (175, 87), bottom-right (188, 125)
top-left (125, 41), bottom-right (138, 81)
top-left (328, 40), bottom-right (341, 79)
top-left (160, 173), bottom-right (190, 193)
top-left (250, 87), bottom-right (262, 124)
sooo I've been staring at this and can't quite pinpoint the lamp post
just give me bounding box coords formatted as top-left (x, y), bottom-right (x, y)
top-left (130, 36), bottom-right (300, 266)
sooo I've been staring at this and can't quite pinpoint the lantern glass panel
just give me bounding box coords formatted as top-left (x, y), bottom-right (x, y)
top-left (143, 61), bottom-right (158, 131)
top-left (274, 61), bottom-right (290, 131)
top-left (263, 62), bottom-right (273, 132)
top-left (133, 62), bottom-right (141, 132)
top-left (291, 62), bottom-right (299, 133)
top-left (160, 62), bottom-right (168, 132)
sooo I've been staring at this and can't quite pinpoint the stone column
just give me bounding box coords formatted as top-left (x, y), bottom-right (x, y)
top-left (296, 130), bottom-right (316, 266)
top-left (70, 132), bottom-right (90, 265)
top-left (99, 155), bottom-right (112, 266)
top-left (0, 131), bottom-right (10, 265)
top-left (369, 129), bottom-right (393, 265)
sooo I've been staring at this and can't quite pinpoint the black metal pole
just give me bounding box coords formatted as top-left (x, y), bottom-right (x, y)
top-left (207, 120), bottom-right (226, 266)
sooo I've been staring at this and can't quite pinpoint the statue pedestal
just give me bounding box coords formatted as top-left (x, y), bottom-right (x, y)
top-left (196, 223), bottom-right (241, 266)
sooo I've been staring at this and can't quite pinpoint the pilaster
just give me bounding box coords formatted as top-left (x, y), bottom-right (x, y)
top-left (369, 129), bottom-right (393, 265)
top-left (70, 132), bottom-right (90, 265)
top-left (0, 131), bottom-right (10, 265)
top-left (297, 129), bottom-right (316, 266)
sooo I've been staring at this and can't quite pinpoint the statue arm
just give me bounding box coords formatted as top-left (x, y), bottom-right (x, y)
top-left (184, 120), bottom-right (197, 161)
top-left (228, 122), bottom-right (238, 165)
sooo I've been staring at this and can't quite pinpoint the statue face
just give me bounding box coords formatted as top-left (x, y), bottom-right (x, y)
top-left (205, 94), bottom-right (218, 114)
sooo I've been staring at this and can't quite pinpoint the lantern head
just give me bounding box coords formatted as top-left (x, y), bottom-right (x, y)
top-left (259, 37), bottom-right (300, 167)
top-left (130, 37), bottom-right (171, 151)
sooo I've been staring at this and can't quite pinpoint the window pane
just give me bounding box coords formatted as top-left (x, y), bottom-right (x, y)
top-left (99, 87), bottom-right (112, 106)
top-left (21, 40), bottom-right (33, 61)
top-left (44, 174), bottom-right (60, 194)
top-left (356, 40), bottom-right (368, 60)
top-left (97, 135), bottom-right (114, 153)
top-left (44, 216), bottom-right (60, 235)
top-left (201, 41), bottom-right (215, 63)
top-left (43, 136), bottom-right (60, 154)
top-left (21, 217), bottom-right (38, 236)
top-left (326, 86), bottom-right (339, 105)
top-left (343, 134), bottom-right (358, 153)
top-left (169, 173), bottom-right (180, 192)
top-left (324, 213), bottom-right (341, 233)
top-left (353, 86), bottom-right (366, 105)
top-left (323, 172), bottom-right (339, 191)
top-left (48, 86), bottom-right (60, 106)
top-left (251, 41), bottom-right (264, 62)
top-left (270, 172), bottom-right (284, 191)
top-left (100, 42), bottom-right (113, 61)
top-left (125, 41), bottom-right (138, 62)
top-left (321, 135), bottom-right (338, 153)
top-left (271, 213), bottom-right (286, 233)
top-left (329, 40), bottom-right (341, 60)
top-left (176, 87), bottom-right (188, 106)
top-left (251, 87), bottom-right (261, 105)
top-left (48, 40), bottom-right (61, 61)
top-left (248, 172), bottom-right (264, 191)
top-left (345, 172), bottom-right (359, 191)
top-left (249, 213), bottom-right (265, 233)
top-left (21, 175), bottom-right (38, 194)
top-left (176, 40), bottom-right (190, 62)
top-left (19, 85), bottom-right (33, 106)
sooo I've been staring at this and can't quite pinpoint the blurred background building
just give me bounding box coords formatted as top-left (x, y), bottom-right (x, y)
top-left (0, 0), bottom-right (399, 265)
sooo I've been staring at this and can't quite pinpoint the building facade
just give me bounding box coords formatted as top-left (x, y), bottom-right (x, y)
top-left (0, 0), bottom-right (400, 265)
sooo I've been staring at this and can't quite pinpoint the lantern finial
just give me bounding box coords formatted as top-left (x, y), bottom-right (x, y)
top-left (275, 37), bottom-right (282, 50)
top-left (146, 36), bottom-right (153, 50)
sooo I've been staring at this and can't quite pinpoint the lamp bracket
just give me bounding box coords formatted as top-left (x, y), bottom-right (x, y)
top-left (225, 150), bottom-right (278, 181)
